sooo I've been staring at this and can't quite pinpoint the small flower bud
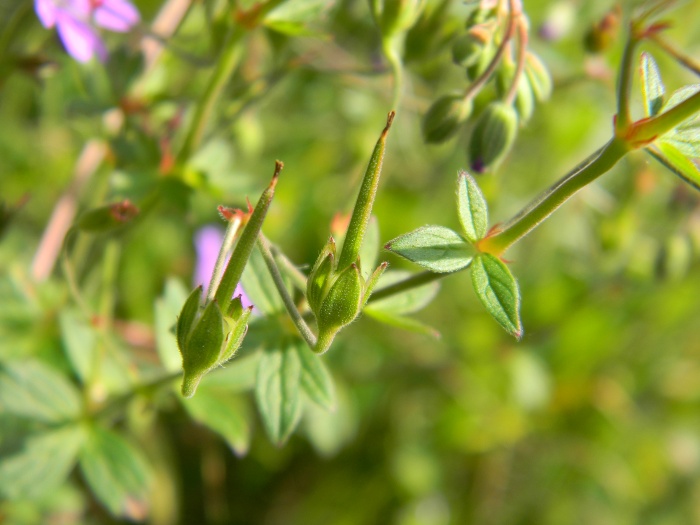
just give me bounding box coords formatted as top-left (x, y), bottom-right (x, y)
top-left (468, 102), bottom-right (518, 173)
top-left (583, 6), bottom-right (621, 54)
top-left (422, 94), bottom-right (473, 144)
top-left (451, 33), bottom-right (485, 68)
top-left (77, 200), bottom-right (139, 233)
top-left (466, 41), bottom-right (496, 81)
top-left (524, 52), bottom-right (552, 102)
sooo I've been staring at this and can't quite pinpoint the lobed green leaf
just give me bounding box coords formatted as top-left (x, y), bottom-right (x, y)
top-left (0, 425), bottom-right (85, 500)
top-left (182, 387), bottom-right (251, 456)
top-left (385, 226), bottom-right (472, 273)
top-left (79, 425), bottom-right (152, 520)
top-left (471, 254), bottom-right (522, 339)
top-left (294, 338), bottom-right (335, 411)
top-left (456, 170), bottom-right (489, 243)
top-left (0, 360), bottom-right (81, 423)
top-left (640, 52), bottom-right (665, 117)
top-left (647, 142), bottom-right (700, 190)
top-left (255, 339), bottom-right (303, 445)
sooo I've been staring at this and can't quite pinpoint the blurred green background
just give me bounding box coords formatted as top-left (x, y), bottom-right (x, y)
top-left (2, 0), bottom-right (700, 523)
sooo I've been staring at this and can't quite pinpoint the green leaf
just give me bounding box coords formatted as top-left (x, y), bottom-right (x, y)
top-left (79, 426), bottom-right (151, 520)
top-left (0, 360), bottom-right (81, 423)
top-left (640, 52), bottom-right (665, 117)
top-left (456, 170), bottom-right (489, 243)
top-left (293, 338), bottom-right (335, 410)
top-left (241, 244), bottom-right (285, 316)
top-left (0, 425), bottom-right (85, 499)
top-left (58, 309), bottom-right (97, 383)
top-left (471, 254), bottom-right (522, 339)
top-left (363, 308), bottom-right (440, 338)
top-left (255, 339), bottom-right (302, 445)
top-left (303, 381), bottom-right (357, 457)
top-left (661, 84), bottom-right (700, 113)
top-left (385, 226), bottom-right (473, 273)
top-left (366, 270), bottom-right (439, 315)
top-left (647, 142), bottom-right (700, 190)
top-left (264, 0), bottom-right (330, 36)
top-left (182, 388), bottom-right (251, 456)
top-left (154, 278), bottom-right (190, 373)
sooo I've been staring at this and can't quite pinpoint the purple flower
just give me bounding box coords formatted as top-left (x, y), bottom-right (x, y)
top-left (35, 0), bottom-right (140, 63)
top-left (194, 226), bottom-right (253, 310)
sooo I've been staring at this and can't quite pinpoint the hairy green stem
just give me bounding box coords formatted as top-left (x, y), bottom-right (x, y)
top-left (382, 37), bottom-right (404, 110)
top-left (615, 28), bottom-right (638, 134)
top-left (216, 162), bottom-right (281, 312)
top-left (257, 236), bottom-right (317, 349)
top-left (479, 138), bottom-right (629, 255)
top-left (177, 27), bottom-right (245, 164)
top-left (632, 90), bottom-right (700, 143)
top-left (368, 270), bottom-right (451, 303)
top-left (270, 245), bottom-right (308, 292)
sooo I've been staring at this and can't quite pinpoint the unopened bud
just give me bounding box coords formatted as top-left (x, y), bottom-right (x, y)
top-left (524, 52), bottom-right (552, 102)
top-left (468, 102), bottom-right (518, 173)
top-left (583, 6), bottom-right (621, 54)
top-left (514, 75), bottom-right (535, 124)
top-left (451, 33), bottom-right (486, 68)
top-left (77, 200), bottom-right (139, 233)
top-left (466, 41), bottom-right (496, 81)
top-left (422, 94), bottom-right (473, 144)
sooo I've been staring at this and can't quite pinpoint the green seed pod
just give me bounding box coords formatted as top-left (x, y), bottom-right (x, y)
top-left (525, 52), bottom-right (552, 102)
top-left (451, 33), bottom-right (485, 68)
top-left (180, 299), bottom-right (224, 398)
top-left (318, 263), bottom-right (364, 333)
top-left (307, 236), bottom-right (337, 312)
top-left (468, 102), bottom-right (519, 173)
top-left (422, 94), bottom-right (473, 144)
top-left (77, 200), bottom-right (139, 233)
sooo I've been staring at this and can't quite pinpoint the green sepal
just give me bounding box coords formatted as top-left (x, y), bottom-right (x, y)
top-left (307, 236), bottom-right (337, 313)
top-left (456, 170), bottom-right (488, 243)
top-left (318, 263), bottom-right (364, 333)
top-left (515, 74), bottom-right (535, 124)
top-left (221, 306), bottom-right (253, 363)
top-left (471, 253), bottom-right (522, 339)
top-left (362, 261), bottom-right (388, 308)
top-left (176, 285), bottom-right (203, 352)
top-left (181, 299), bottom-right (224, 398)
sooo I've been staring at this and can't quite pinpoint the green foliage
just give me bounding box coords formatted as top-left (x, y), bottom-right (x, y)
top-left (2, 0), bottom-right (700, 523)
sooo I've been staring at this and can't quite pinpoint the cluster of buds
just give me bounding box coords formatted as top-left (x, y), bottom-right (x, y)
top-left (177, 286), bottom-right (253, 398)
top-left (177, 162), bottom-right (281, 397)
top-left (307, 237), bottom-right (387, 354)
top-left (422, 0), bottom-right (552, 173)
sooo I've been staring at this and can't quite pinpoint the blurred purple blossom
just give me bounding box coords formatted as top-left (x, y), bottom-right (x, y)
top-left (34, 0), bottom-right (140, 63)
top-left (194, 226), bottom-right (253, 310)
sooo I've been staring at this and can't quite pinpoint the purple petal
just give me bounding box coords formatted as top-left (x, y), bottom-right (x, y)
top-left (56, 15), bottom-right (106, 62)
top-left (194, 226), bottom-right (224, 289)
top-left (94, 0), bottom-right (140, 32)
top-left (35, 0), bottom-right (58, 28)
top-left (194, 226), bottom-right (255, 311)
